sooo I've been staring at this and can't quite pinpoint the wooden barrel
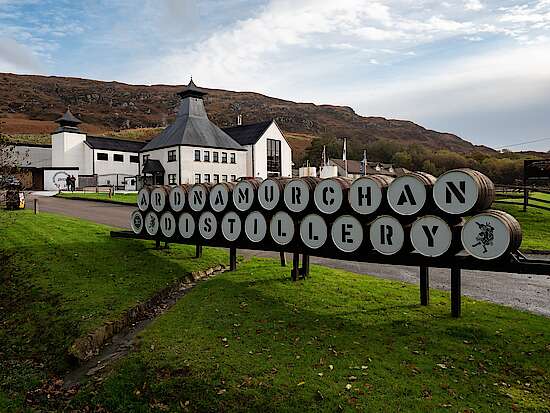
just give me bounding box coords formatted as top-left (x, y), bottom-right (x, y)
top-left (410, 215), bottom-right (463, 257)
top-left (284, 177), bottom-right (321, 213)
top-left (233, 178), bottom-right (262, 212)
top-left (330, 214), bottom-right (364, 253)
top-left (433, 168), bottom-right (495, 215)
top-left (188, 183), bottom-right (212, 212)
top-left (137, 186), bottom-right (152, 211)
top-left (144, 211), bottom-right (160, 236)
top-left (461, 209), bottom-right (522, 260)
top-left (387, 172), bottom-right (437, 216)
top-left (244, 211), bottom-right (268, 243)
top-left (313, 177), bottom-right (353, 214)
top-left (349, 174), bottom-right (394, 215)
top-left (169, 184), bottom-right (190, 212)
top-left (130, 210), bottom-right (145, 234)
top-left (209, 182), bottom-right (236, 213)
top-left (299, 213), bottom-right (328, 249)
top-left (150, 185), bottom-right (172, 212)
top-left (160, 211), bottom-right (177, 238)
top-left (369, 215), bottom-right (411, 255)
top-left (269, 211), bottom-right (295, 245)
top-left (258, 177), bottom-right (291, 211)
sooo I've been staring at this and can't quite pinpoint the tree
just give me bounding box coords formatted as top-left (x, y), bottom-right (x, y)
top-left (391, 151), bottom-right (414, 170)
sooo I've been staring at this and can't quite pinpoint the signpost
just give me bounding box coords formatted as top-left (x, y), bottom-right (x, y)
top-left (114, 170), bottom-right (549, 317)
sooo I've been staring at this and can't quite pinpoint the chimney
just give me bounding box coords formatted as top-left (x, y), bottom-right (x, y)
top-left (237, 114), bottom-right (242, 126)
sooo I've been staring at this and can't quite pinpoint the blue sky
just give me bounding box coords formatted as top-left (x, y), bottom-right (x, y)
top-left (1, 0), bottom-right (549, 151)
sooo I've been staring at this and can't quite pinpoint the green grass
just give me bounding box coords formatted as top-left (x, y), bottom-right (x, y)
top-left (0, 210), bottom-right (226, 410)
top-left (69, 259), bottom-right (550, 412)
top-left (494, 192), bottom-right (550, 250)
top-left (57, 191), bottom-right (138, 205)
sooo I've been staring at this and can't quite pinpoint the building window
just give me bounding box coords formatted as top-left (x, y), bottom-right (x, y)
top-left (230, 153), bottom-right (236, 164)
top-left (143, 154), bottom-right (149, 163)
top-left (204, 174), bottom-right (210, 183)
top-left (194, 150), bottom-right (201, 161)
top-left (168, 150), bottom-right (177, 162)
top-left (267, 138), bottom-right (281, 175)
top-left (130, 155), bottom-right (139, 163)
top-left (97, 152), bottom-right (108, 161)
top-left (213, 151), bottom-right (219, 163)
top-left (231, 175), bottom-right (237, 182)
top-left (221, 152), bottom-right (228, 163)
top-left (168, 174), bottom-right (177, 184)
top-left (213, 174), bottom-right (219, 184)
top-left (194, 174), bottom-right (201, 183)
top-left (222, 175), bottom-right (228, 182)
top-left (204, 151), bottom-right (210, 162)
top-left (114, 154), bottom-right (124, 162)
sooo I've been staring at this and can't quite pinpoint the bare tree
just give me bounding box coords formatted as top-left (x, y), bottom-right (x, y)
top-left (0, 133), bottom-right (28, 208)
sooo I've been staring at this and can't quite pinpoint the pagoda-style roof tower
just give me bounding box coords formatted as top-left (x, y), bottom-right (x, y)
top-left (142, 79), bottom-right (244, 152)
top-left (54, 108), bottom-right (82, 133)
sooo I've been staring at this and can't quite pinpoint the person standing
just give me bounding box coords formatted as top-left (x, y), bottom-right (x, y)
top-left (65, 175), bottom-right (71, 191)
top-left (70, 175), bottom-right (76, 192)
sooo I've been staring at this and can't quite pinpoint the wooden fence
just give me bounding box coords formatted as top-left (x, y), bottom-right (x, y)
top-left (494, 185), bottom-right (550, 212)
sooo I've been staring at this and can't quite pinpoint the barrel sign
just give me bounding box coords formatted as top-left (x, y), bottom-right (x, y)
top-left (130, 170), bottom-right (521, 261)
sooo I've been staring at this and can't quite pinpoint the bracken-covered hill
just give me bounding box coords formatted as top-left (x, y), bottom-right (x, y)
top-left (0, 73), bottom-right (492, 156)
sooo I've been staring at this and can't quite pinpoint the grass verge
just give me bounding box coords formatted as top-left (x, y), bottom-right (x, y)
top-left (69, 258), bottom-right (550, 412)
top-left (0, 210), bottom-right (226, 410)
top-left (56, 191), bottom-right (138, 205)
top-left (495, 201), bottom-right (550, 251)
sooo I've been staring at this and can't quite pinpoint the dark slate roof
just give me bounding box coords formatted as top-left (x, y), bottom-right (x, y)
top-left (330, 159), bottom-right (397, 176)
top-left (86, 136), bottom-right (146, 153)
top-left (142, 159), bottom-right (165, 174)
top-left (56, 108), bottom-right (82, 125)
top-left (141, 87), bottom-right (245, 152)
top-left (223, 120), bottom-right (272, 146)
top-left (177, 78), bottom-right (208, 99)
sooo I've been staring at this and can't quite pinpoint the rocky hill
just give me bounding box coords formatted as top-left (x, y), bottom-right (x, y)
top-left (0, 73), bottom-right (492, 158)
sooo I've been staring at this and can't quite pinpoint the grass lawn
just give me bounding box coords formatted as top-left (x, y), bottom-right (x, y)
top-left (0, 210), bottom-right (227, 410)
top-left (57, 191), bottom-right (138, 204)
top-left (68, 259), bottom-right (550, 412)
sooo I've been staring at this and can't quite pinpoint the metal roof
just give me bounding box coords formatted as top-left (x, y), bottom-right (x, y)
top-left (56, 108), bottom-right (82, 126)
top-left (177, 78), bottom-right (208, 99)
top-left (86, 136), bottom-right (145, 153)
top-left (142, 159), bottom-right (165, 174)
top-left (141, 84), bottom-right (245, 152)
top-left (223, 120), bottom-right (272, 146)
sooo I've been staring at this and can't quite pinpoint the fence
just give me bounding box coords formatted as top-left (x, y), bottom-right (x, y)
top-left (494, 185), bottom-right (550, 212)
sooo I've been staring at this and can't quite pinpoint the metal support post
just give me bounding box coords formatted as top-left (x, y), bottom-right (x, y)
top-left (195, 244), bottom-right (203, 258)
top-left (34, 198), bottom-right (39, 214)
top-left (300, 254), bottom-right (310, 278)
top-left (451, 267), bottom-right (461, 318)
top-left (291, 253), bottom-right (300, 281)
top-left (280, 251), bottom-right (286, 267)
top-left (420, 266), bottom-right (429, 306)
top-left (229, 247), bottom-right (237, 271)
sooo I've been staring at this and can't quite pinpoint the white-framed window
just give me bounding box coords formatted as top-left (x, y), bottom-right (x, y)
top-left (194, 173), bottom-right (201, 183)
top-left (222, 175), bottom-right (228, 182)
top-left (230, 153), bottom-right (236, 164)
top-left (168, 150), bottom-right (177, 162)
top-left (204, 174), bottom-right (210, 183)
top-left (97, 152), bottom-right (108, 161)
top-left (204, 151), bottom-right (210, 162)
top-left (168, 174), bottom-right (177, 184)
top-left (221, 152), bottom-right (228, 163)
top-left (194, 150), bottom-right (201, 161)
top-left (130, 155), bottom-right (139, 163)
top-left (231, 175), bottom-right (237, 182)
top-left (114, 154), bottom-right (124, 162)
top-left (213, 174), bottom-right (219, 184)
top-left (213, 151), bottom-right (219, 162)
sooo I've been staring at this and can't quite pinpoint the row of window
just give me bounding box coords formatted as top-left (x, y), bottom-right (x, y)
top-left (194, 149), bottom-right (236, 164)
top-left (166, 174), bottom-right (237, 185)
top-left (97, 152), bottom-right (139, 163)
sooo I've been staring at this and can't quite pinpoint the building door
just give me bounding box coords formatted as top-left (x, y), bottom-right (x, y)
top-left (155, 173), bottom-right (164, 185)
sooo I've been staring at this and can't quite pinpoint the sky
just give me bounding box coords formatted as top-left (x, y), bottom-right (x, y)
top-left (0, 0), bottom-right (549, 152)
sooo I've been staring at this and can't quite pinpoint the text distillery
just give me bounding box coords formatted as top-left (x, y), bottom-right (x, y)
top-left (130, 169), bottom-right (522, 261)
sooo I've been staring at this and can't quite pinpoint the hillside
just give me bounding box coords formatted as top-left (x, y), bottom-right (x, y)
top-left (0, 73), bottom-right (492, 159)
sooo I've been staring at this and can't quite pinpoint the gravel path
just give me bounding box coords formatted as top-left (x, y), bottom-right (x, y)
top-left (27, 193), bottom-right (550, 317)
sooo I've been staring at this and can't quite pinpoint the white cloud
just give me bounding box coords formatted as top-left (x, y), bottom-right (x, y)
top-left (0, 37), bottom-right (42, 73)
top-left (465, 0), bottom-right (484, 12)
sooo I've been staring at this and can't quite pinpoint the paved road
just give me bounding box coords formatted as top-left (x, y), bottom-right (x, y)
top-left (27, 194), bottom-right (550, 317)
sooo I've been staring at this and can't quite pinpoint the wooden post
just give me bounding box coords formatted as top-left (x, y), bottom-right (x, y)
top-left (280, 251), bottom-right (286, 267)
top-left (229, 247), bottom-right (237, 271)
top-left (34, 198), bottom-right (39, 214)
top-left (450, 267), bottom-right (461, 318)
top-left (195, 244), bottom-right (203, 258)
top-left (300, 254), bottom-right (310, 278)
top-left (523, 185), bottom-right (528, 212)
top-left (155, 239), bottom-right (161, 250)
top-left (291, 253), bottom-right (300, 281)
top-left (420, 266), bottom-right (429, 306)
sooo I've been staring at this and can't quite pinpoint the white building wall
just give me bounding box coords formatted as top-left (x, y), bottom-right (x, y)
top-left (94, 149), bottom-right (140, 185)
top-left (43, 168), bottom-right (79, 191)
top-left (51, 131), bottom-right (86, 168)
top-left (180, 146), bottom-right (247, 184)
top-left (141, 147), bottom-right (180, 184)
top-left (82, 144), bottom-right (94, 175)
top-left (249, 122), bottom-right (292, 179)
